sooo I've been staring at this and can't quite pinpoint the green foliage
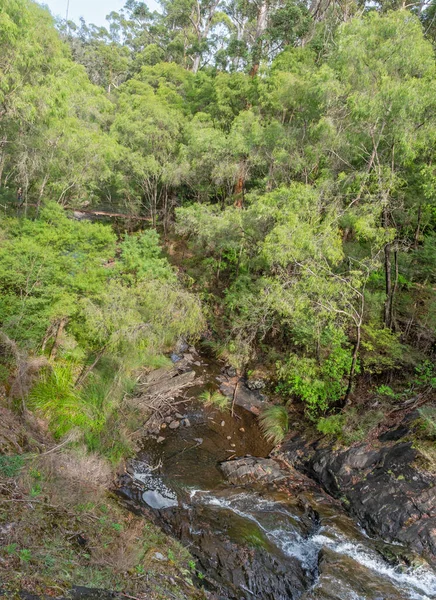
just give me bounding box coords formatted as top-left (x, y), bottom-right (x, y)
top-left (29, 365), bottom-right (90, 439)
top-left (258, 405), bottom-right (289, 446)
top-left (317, 414), bottom-right (346, 437)
top-left (361, 325), bottom-right (410, 374)
top-left (198, 390), bottom-right (230, 411)
top-left (0, 454), bottom-right (25, 478)
top-left (1, 0), bottom-right (436, 432)
top-left (277, 328), bottom-right (353, 416)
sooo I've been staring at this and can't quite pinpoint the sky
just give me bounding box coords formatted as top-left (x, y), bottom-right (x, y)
top-left (39, 0), bottom-right (158, 26)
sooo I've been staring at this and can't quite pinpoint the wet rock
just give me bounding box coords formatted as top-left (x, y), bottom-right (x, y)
top-left (160, 504), bottom-right (309, 600)
top-left (221, 457), bottom-right (288, 485)
top-left (283, 433), bottom-right (436, 566)
top-left (169, 421), bottom-right (180, 430)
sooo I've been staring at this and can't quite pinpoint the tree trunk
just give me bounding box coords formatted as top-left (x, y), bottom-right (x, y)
top-left (75, 348), bottom-right (106, 388)
top-left (49, 317), bottom-right (68, 360)
top-left (344, 321), bottom-right (361, 405)
top-left (233, 161), bottom-right (245, 208)
top-left (250, 0), bottom-right (268, 77)
top-left (414, 205), bottom-right (422, 249)
top-left (383, 207), bottom-right (392, 328)
top-left (388, 248), bottom-right (399, 330)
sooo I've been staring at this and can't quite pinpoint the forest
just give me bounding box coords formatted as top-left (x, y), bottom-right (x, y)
top-left (2, 0), bottom-right (436, 424)
top-left (0, 0), bottom-right (436, 596)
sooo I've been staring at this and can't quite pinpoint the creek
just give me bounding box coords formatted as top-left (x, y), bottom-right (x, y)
top-left (118, 350), bottom-right (436, 600)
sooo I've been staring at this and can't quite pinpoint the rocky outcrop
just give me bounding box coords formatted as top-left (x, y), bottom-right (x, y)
top-left (283, 432), bottom-right (436, 567)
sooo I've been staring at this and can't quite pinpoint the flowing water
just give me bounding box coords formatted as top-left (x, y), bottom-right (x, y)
top-left (119, 352), bottom-right (436, 600)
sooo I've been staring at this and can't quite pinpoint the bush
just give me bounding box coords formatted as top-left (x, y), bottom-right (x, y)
top-left (277, 328), bottom-right (353, 417)
top-left (317, 414), bottom-right (345, 436)
top-left (259, 405), bottom-right (289, 446)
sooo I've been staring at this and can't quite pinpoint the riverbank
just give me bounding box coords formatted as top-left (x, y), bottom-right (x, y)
top-left (0, 401), bottom-right (204, 600)
top-left (115, 348), bottom-right (436, 600)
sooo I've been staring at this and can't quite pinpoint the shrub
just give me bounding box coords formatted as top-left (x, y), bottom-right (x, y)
top-left (259, 405), bottom-right (289, 446)
top-left (317, 414), bottom-right (345, 436)
top-left (277, 329), bottom-right (353, 417)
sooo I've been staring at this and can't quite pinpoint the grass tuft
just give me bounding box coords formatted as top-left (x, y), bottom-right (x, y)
top-left (259, 405), bottom-right (289, 446)
top-left (198, 390), bottom-right (230, 411)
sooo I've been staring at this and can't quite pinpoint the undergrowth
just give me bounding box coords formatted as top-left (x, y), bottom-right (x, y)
top-left (0, 441), bottom-right (204, 600)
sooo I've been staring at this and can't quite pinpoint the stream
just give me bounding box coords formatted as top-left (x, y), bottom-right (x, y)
top-left (118, 349), bottom-right (436, 600)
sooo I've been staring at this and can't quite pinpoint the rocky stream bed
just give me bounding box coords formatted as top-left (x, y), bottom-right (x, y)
top-left (116, 347), bottom-right (436, 600)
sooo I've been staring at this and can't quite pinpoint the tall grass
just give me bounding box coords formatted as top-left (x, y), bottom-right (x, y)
top-left (29, 365), bottom-right (91, 439)
top-left (259, 405), bottom-right (289, 446)
top-left (29, 362), bottom-right (134, 463)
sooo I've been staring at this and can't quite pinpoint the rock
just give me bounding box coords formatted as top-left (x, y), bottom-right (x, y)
top-left (169, 421), bottom-right (180, 430)
top-left (170, 353), bottom-right (183, 363)
top-left (221, 457), bottom-right (289, 486)
top-left (239, 427), bottom-right (245, 433)
top-left (227, 436), bottom-right (232, 440)
top-left (246, 378), bottom-right (266, 390)
top-left (165, 416), bottom-right (173, 423)
top-left (160, 423), bottom-right (167, 429)
top-left (182, 353), bottom-right (194, 362)
top-left (157, 437), bottom-right (165, 443)
top-left (194, 361), bottom-right (202, 366)
top-left (283, 432), bottom-right (436, 567)
top-left (220, 380), bottom-right (268, 414)
top-left (230, 443), bottom-right (236, 447)
top-left (175, 413), bottom-right (184, 419)
top-left (153, 552), bottom-right (167, 561)
top-left (194, 438), bottom-right (203, 444)
top-left (188, 346), bottom-right (196, 354)
top-left (145, 370), bottom-right (197, 398)
top-left (221, 421), bottom-right (226, 427)
top-left (225, 366), bottom-right (237, 377)
top-left (175, 339), bottom-right (189, 354)
top-left (182, 418), bottom-right (191, 427)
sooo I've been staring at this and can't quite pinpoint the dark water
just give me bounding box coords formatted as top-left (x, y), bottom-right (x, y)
top-left (120, 355), bottom-right (436, 600)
